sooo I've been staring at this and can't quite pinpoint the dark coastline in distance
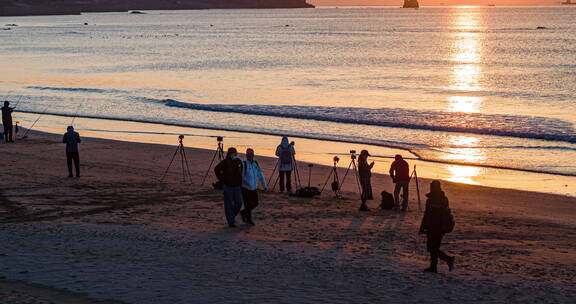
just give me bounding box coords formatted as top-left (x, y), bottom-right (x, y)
top-left (0, 0), bottom-right (315, 17)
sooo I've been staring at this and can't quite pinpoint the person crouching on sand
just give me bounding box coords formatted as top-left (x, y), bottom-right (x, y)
top-left (419, 180), bottom-right (455, 273)
top-left (275, 136), bottom-right (296, 193)
top-left (62, 126), bottom-right (81, 178)
top-left (240, 148), bottom-right (267, 226)
top-left (214, 147), bottom-right (244, 228)
top-left (389, 154), bottom-right (410, 211)
top-left (358, 150), bottom-right (374, 212)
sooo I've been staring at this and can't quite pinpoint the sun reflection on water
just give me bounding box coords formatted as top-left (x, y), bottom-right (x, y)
top-left (447, 9), bottom-right (485, 113)
top-left (446, 165), bottom-right (485, 185)
top-left (441, 135), bottom-right (487, 184)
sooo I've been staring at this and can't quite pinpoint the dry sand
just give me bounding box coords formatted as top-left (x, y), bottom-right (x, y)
top-left (0, 131), bottom-right (574, 303)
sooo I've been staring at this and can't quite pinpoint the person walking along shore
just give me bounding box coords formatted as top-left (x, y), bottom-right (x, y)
top-left (419, 180), bottom-right (455, 273)
top-left (215, 147), bottom-right (244, 228)
top-left (240, 148), bottom-right (267, 226)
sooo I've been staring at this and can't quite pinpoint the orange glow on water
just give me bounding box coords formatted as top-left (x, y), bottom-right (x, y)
top-left (446, 7), bottom-right (485, 113)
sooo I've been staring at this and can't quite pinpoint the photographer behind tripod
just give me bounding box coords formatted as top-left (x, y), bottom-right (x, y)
top-left (358, 150), bottom-right (374, 212)
top-left (214, 147), bottom-right (244, 228)
top-left (275, 136), bottom-right (296, 193)
top-left (389, 154), bottom-right (410, 211)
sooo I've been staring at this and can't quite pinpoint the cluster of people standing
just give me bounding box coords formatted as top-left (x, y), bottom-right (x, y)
top-left (4, 111), bottom-right (455, 273)
top-left (213, 136), bottom-right (456, 273)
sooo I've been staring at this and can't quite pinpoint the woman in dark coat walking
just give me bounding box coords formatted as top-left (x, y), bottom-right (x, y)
top-left (419, 180), bottom-right (455, 273)
top-left (358, 150), bottom-right (374, 212)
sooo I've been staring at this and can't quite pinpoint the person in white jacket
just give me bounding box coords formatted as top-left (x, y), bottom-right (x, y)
top-left (240, 148), bottom-right (267, 226)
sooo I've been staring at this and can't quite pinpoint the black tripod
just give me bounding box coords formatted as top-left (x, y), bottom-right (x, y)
top-left (338, 151), bottom-right (362, 197)
top-left (201, 137), bottom-right (225, 186)
top-left (161, 135), bottom-right (193, 183)
top-left (321, 156), bottom-right (341, 198)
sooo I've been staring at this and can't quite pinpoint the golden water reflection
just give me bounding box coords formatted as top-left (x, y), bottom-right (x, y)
top-left (448, 96), bottom-right (482, 113)
top-left (442, 135), bottom-right (487, 184)
top-left (446, 165), bottom-right (485, 185)
top-left (447, 9), bottom-right (485, 113)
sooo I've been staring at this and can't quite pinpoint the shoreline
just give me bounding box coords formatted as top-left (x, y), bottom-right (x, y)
top-left (11, 112), bottom-right (576, 197)
top-left (0, 130), bottom-right (574, 302)
top-left (15, 109), bottom-right (576, 178)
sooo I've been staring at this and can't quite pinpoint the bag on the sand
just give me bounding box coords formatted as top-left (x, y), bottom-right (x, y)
top-left (292, 187), bottom-right (320, 198)
top-left (442, 208), bottom-right (455, 233)
top-left (379, 190), bottom-right (395, 210)
top-left (331, 180), bottom-right (339, 192)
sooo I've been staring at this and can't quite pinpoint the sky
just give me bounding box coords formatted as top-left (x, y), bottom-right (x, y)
top-left (309, 0), bottom-right (563, 5)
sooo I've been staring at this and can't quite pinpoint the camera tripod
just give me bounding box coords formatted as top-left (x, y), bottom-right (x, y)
top-left (161, 135), bottom-right (193, 183)
top-left (201, 137), bottom-right (225, 186)
top-left (338, 151), bottom-right (362, 197)
top-left (409, 164), bottom-right (422, 212)
top-left (321, 156), bottom-right (341, 198)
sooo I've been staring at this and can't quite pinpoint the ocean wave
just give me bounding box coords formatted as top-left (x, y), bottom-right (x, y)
top-left (26, 86), bottom-right (125, 94)
top-left (156, 99), bottom-right (576, 144)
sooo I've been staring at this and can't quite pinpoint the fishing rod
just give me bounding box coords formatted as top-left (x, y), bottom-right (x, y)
top-left (12, 95), bottom-right (24, 108)
top-left (20, 105), bottom-right (49, 139)
top-left (70, 99), bottom-right (84, 126)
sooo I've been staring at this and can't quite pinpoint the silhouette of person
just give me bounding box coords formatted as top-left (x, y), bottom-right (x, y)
top-left (240, 148), bottom-right (267, 226)
top-left (275, 136), bottom-right (296, 193)
top-left (419, 180), bottom-right (455, 273)
top-left (214, 147), bottom-right (244, 228)
top-left (358, 150), bottom-right (374, 212)
top-left (389, 154), bottom-right (410, 211)
top-left (1, 101), bottom-right (15, 143)
top-left (62, 126), bottom-right (81, 177)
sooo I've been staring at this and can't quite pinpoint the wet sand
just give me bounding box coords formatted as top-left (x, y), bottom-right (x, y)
top-left (0, 131), bottom-right (574, 303)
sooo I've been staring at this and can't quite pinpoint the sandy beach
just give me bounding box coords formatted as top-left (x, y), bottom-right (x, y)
top-left (0, 131), bottom-right (575, 303)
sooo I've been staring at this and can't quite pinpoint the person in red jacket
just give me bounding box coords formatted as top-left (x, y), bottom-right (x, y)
top-left (389, 154), bottom-right (410, 211)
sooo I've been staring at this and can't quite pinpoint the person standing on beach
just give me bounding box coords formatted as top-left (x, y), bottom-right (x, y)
top-left (214, 147), bottom-right (244, 228)
top-left (389, 154), bottom-right (410, 211)
top-left (1, 101), bottom-right (15, 143)
top-left (62, 126), bottom-right (81, 178)
top-left (419, 180), bottom-right (455, 273)
top-left (275, 136), bottom-right (296, 193)
top-left (358, 150), bottom-right (374, 212)
top-left (240, 148), bottom-right (267, 226)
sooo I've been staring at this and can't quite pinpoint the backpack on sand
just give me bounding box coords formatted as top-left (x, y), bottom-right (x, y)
top-left (292, 187), bottom-right (320, 198)
top-left (379, 190), bottom-right (395, 210)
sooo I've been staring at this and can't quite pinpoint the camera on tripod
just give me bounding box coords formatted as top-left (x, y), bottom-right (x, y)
top-left (217, 136), bottom-right (223, 142)
top-left (333, 156), bottom-right (340, 164)
top-left (350, 150), bottom-right (357, 159)
top-left (160, 135), bottom-right (192, 183)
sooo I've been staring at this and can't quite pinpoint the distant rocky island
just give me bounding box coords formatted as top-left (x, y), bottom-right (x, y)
top-left (0, 0), bottom-right (314, 16)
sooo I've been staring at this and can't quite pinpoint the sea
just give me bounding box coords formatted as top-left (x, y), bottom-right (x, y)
top-left (1, 6), bottom-right (575, 195)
